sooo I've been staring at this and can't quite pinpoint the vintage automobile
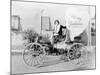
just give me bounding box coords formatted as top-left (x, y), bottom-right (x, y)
top-left (23, 27), bottom-right (87, 67)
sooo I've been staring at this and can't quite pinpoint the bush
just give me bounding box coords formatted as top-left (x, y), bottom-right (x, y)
top-left (23, 29), bottom-right (38, 43)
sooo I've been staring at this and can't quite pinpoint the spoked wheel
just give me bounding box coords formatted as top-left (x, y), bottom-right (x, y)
top-left (23, 43), bottom-right (46, 67)
top-left (68, 43), bottom-right (83, 60)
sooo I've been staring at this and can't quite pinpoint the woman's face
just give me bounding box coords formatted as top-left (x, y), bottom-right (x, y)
top-left (55, 21), bottom-right (59, 26)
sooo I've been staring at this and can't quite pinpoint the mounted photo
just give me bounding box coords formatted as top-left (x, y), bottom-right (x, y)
top-left (11, 0), bottom-right (96, 74)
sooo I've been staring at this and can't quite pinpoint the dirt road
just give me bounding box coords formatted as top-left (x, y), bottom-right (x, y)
top-left (11, 46), bottom-right (95, 74)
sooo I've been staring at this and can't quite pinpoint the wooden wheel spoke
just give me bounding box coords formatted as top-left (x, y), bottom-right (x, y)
top-left (26, 56), bottom-right (33, 65)
top-left (28, 57), bottom-right (33, 66)
top-left (24, 55), bottom-right (31, 61)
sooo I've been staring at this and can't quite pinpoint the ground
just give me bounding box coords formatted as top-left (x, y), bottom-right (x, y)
top-left (11, 46), bottom-right (95, 74)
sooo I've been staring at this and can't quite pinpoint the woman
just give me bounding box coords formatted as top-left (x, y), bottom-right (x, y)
top-left (54, 20), bottom-right (66, 36)
top-left (50, 20), bottom-right (70, 44)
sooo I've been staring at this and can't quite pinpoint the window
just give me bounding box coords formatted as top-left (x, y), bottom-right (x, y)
top-left (41, 16), bottom-right (52, 31)
top-left (11, 15), bottom-right (22, 32)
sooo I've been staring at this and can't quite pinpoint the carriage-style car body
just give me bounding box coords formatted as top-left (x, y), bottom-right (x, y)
top-left (23, 26), bottom-right (87, 67)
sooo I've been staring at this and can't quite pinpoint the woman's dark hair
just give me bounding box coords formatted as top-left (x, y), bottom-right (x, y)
top-left (54, 20), bottom-right (60, 25)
